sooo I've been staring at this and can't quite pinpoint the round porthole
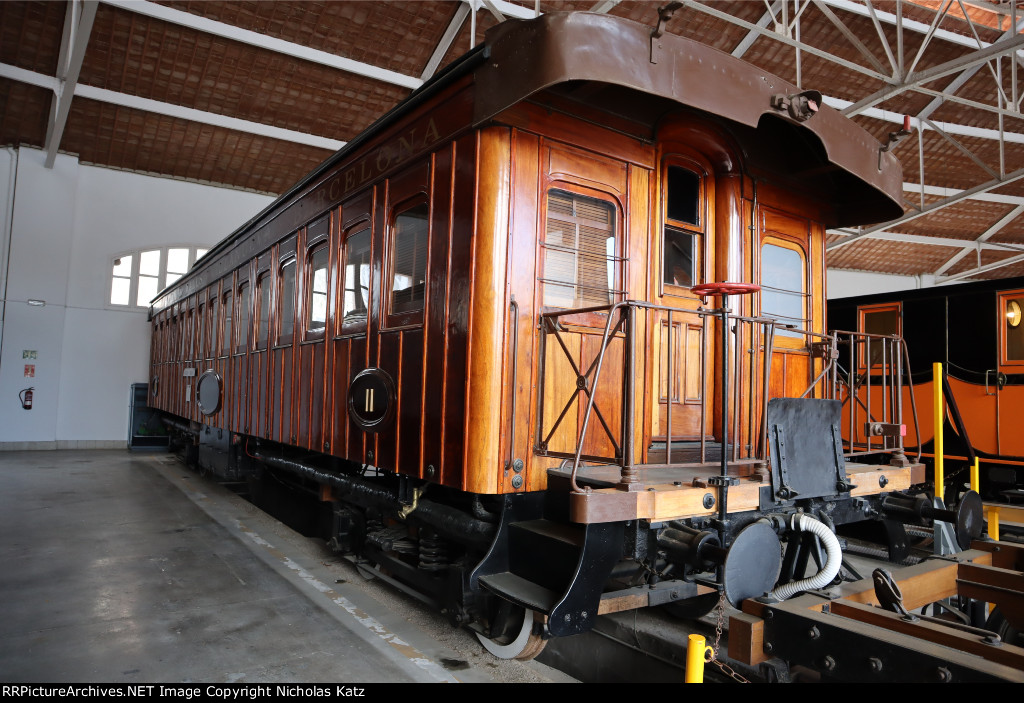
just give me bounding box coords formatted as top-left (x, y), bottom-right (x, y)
top-left (196, 370), bottom-right (222, 416)
top-left (348, 368), bottom-right (396, 433)
top-left (1008, 300), bottom-right (1022, 329)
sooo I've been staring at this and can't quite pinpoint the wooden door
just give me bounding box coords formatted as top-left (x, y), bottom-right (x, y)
top-left (651, 160), bottom-right (713, 449)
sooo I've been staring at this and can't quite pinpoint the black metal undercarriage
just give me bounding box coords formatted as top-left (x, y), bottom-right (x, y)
top-left (159, 395), bottom-right (989, 676)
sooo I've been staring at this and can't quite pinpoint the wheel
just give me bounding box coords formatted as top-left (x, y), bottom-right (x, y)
top-left (985, 607), bottom-right (1024, 646)
top-left (475, 607), bottom-right (547, 660)
top-left (662, 592), bottom-right (719, 620)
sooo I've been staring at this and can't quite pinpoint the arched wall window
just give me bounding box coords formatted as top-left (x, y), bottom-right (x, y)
top-left (109, 245), bottom-right (209, 308)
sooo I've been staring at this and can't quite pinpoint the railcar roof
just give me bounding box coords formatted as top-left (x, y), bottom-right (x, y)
top-left (158, 11), bottom-right (903, 307)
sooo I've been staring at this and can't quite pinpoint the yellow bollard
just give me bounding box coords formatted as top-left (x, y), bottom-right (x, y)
top-left (686, 634), bottom-right (714, 683)
top-left (987, 506), bottom-right (1000, 542)
top-left (933, 362), bottom-right (944, 502)
top-left (970, 457), bottom-right (980, 494)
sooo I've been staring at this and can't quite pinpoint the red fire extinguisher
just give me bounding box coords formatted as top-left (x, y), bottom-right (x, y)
top-left (19, 387), bottom-right (33, 410)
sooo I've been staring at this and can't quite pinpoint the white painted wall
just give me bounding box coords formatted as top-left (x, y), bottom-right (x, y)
top-left (0, 147), bottom-right (273, 448)
top-left (827, 268), bottom-right (932, 299)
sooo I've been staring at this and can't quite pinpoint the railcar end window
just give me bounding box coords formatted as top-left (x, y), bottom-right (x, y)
top-left (342, 227), bottom-right (372, 327)
top-left (306, 244), bottom-right (330, 339)
top-left (761, 241), bottom-right (808, 339)
top-left (542, 189), bottom-right (619, 309)
top-left (663, 165), bottom-right (702, 290)
top-left (390, 202), bottom-right (430, 317)
top-left (278, 259), bottom-right (296, 345)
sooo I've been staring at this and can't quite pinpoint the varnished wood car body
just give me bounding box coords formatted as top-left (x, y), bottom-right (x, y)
top-left (151, 14), bottom-right (901, 499)
top-left (147, 13), bottom-right (947, 662)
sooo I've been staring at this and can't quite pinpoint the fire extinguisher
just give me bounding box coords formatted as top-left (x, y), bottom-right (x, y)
top-left (19, 387), bottom-right (33, 410)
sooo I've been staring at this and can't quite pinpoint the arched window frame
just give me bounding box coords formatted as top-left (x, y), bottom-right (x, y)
top-left (759, 236), bottom-right (810, 348)
top-left (108, 245), bottom-right (210, 310)
top-left (537, 184), bottom-right (625, 313)
top-left (659, 157), bottom-right (709, 297)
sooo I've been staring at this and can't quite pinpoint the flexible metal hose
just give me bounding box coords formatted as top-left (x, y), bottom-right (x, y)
top-left (769, 513), bottom-right (842, 601)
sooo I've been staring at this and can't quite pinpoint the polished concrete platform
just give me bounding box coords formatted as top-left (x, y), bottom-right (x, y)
top-left (0, 450), bottom-right (575, 684)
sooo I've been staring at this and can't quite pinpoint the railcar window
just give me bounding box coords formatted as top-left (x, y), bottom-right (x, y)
top-left (236, 283), bottom-right (250, 354)
top-left (198, 303), bottom-right (206, 360)
top-left (542, 190), bottom-right (618, 309)
top-left (256, 273), bottom-right (271, 350)
top-left (858, 303), bottom-right (901, 368)
top-left (390, 203), bottom-right (430, 316)
top-left (761, 242), bottom-right (807, 338)
top-left (208, 297), bottom-right (218, 358)
top-left (343, 228), bottom-right (372, 326)
top-left (306, 244), bottom-right (329, 337)
top-left (222, 291), bottom-right (233, 355)
top-left (279, 259), bottom-right (296, 344)
top-left (663, 166), bottom-right (702, 289)
top-left (1004, 293), bottom-right (1024, 362)
top-left (666, 166), bottom-right (699, 225)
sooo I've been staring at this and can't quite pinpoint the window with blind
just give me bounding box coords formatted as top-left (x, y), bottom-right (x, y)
top-left (541, 190), bottom-right (619, 309)
top-left (390, 202), bottom-right (430, 317)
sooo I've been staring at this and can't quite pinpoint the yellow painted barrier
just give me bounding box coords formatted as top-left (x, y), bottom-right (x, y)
top-left (686, 634), bottom-right (713, 683)
top-left (934, 362), bottom-right (944, 502)
top-left (970, 456), bottom-right (979, 493)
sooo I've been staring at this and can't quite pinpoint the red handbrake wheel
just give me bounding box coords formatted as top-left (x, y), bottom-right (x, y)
top-left (690, 282), bottom-right (761, 297)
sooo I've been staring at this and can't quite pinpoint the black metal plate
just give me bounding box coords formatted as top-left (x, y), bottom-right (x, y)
top-left (767, 398), bottom-right (845, 502)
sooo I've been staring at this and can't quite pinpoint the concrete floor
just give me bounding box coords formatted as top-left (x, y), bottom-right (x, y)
top-left (0, 450), bottom-right (575, 684)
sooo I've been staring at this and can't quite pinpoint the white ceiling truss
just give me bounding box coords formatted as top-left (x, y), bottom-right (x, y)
top-left (4, 0), bottom-right (1024, 282)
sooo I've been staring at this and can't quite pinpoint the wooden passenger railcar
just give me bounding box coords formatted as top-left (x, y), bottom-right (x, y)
top-left (148, 11), bottom-right (952, 659)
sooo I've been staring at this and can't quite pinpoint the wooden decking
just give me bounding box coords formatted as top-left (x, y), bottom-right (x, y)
top-left (554, 460), bottom-right (926, 524)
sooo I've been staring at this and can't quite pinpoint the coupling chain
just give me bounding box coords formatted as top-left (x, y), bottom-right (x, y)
top-left (706, 591), bottom-right (750, 683)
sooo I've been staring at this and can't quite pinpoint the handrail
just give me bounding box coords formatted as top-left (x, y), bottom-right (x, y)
top-left (534, 306), bottom-right (921, 494)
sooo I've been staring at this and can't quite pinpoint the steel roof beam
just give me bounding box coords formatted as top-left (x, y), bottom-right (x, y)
top-left (732, 1), bottom-right (785, 59)
top-left (932, 202), bottom-right (1024, 275)
top-left (827, 165), bottom-right (1024, 250)
top-left (44, 0), bottom-right (97, 169)
top-left (102, 0), bottom-right (423, 91)
top-left (421, 3), bottom-right (470, 81)
top-left (939, 251), bottom-right (1024, 281)
top-left (0, 63), bottom-right (344, 152)
top-left (681, 1), bottom-right (891, 81)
